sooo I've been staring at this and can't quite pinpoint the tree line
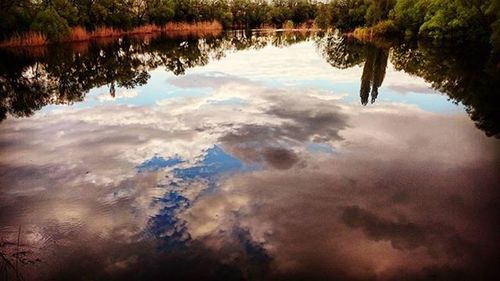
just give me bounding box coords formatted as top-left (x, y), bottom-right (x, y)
top-left (0, 0), bottom-right (499, 49)
top-left (316, 0), bottom-right (500, 48)
top-left (0, 0), bottom-right (317, 41)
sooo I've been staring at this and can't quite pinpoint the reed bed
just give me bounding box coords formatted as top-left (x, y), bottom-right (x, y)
top-left (130, 24), bottom-right (162, 34)
top-left (66, 26), bottom-right (92, 42)
top-left (0, 31), bottom-right (47, 47)
top-left (164, 21), bottom-right (222, 32)
top-left (164, 21), bottom-right (223, 36)
top-left (91, 27), bottom-right (124, 38)
top-left (0, 21), bottom-right (223, 47)
top-left (296, 22), bottom-right (319, 31)
top-left (260, 21), bottom-right (319, 31)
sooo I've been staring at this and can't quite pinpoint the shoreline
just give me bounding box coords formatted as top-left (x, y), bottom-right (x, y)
top-left (0, 21), bottom-right (224, 48)
top-left (0, 22), bottom-right (322, 48)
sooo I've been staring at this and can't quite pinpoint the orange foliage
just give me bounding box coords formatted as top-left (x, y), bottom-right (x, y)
top-left (0, 21), bottom-right (223, 47)
top-left (163, 21), bottom-right (223, 36)
top-left (130, 24), bottom-right (162, 34)
top-left (66, 26), bottom-right (91, 42)
top-left (0, 32), bottom-right (48, 47)
top-left (91, 27), bottom-right (124, 38)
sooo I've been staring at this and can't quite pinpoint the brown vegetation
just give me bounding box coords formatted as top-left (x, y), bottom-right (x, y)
top-left (0, 21), bottom-right (223, 48)
top-left (259, 21), bottom-right (319, 32)
top-left (0, 31), bottom-right (47, 47)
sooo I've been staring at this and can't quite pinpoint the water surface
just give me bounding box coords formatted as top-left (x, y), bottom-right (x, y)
top-left (0, 31), bottom-right (499, 281)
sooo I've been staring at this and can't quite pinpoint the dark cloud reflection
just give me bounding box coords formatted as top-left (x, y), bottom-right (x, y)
top-left (262, 147), bottom-right (299, 170)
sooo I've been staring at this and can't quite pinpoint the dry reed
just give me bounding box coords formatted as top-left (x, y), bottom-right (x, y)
top-left (91, 27), bottom-right (124, 38)
top-left (164, 21), bottom-right (223, 37)
top-left (0, 21), bottom-right (223, 47)
top-left (130, 24), bottom-right (162, 34)
top-left (164, 21), bottom-right (222, 32)
top-left (66, 26), bottom-right (91, 42)
top-left (0, 31), bottom-right (47, 47)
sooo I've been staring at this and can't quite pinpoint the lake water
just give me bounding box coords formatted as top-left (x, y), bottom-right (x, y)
top-left (0, 31), bottom-right (499, 281)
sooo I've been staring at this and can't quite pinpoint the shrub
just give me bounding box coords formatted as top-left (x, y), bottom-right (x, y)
top-left (147, 0), bottom-right (175, 26)
top-left (219, 11), bottom-right (234, 29)
top-left (315, 4), bottom-right (332, 29)
top-left (390, 0), bottom-right (429, 36)
top-left (487, 0), bottom-right (500, 50)
top-left (417, 0), bottom-right (490, 43)
top-left (371, 19), bottom-right (397, 35)
top-left (330, 0), bottom-right (369, 31)
top-left (30, 7), bottom-right (70, 42)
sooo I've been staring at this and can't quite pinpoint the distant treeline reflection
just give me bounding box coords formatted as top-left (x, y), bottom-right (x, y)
top-left (0, 31), bottom-right (316, 122)
top-left (0, 31), bottom-right (499, 138)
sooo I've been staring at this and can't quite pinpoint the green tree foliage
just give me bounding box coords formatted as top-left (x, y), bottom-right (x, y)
top-left (487, 0), bottom-right (500, 49)
top-left (210, 0), bottom-right (233, 28)
top-left (390, 0), bottom-right (429, 37)
top-left (0, 0), bottom-right (322, 38)
top-left (417, 0), bottom-right (492, 42)
top-left (320, 0), bottom-right (499, 47)
top-left (30, 7), bottom-right (71, 42)
top-left (0, 0), bottom-right (499, 48)
top-left (147, 0), bottom-right (175, 26)
top-left (330, 0), bottom-right (370, 30)
top-left (52, 0), bottom-right (79, 26)
top-left (0, 0), bottom-right (36, 39)
top-left (290, 0), bottom-right (316, 25)
top-left (269, 0), bottom-right (292, 27)
top-left (384, 0), bottom-right (495, 43)
top-left (315, 3), bottom-right (332, 29)
top-left (365, 0), bottom-right (396, 24)
top-left (90, 0), bottom-right (134, 28)
top-left (231, 0), bottom-right (271, 28)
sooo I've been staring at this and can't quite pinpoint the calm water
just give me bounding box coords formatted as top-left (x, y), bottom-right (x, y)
top-left (0, 31), bottom-right (499, 281)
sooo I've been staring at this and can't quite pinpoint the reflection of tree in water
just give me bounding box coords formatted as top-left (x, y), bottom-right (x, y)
top-left (360, 47), bottom-right (389, 105)
top-left (317, 32), bottom-right (499, 138)
top-left (0, 31), bottom-right (313, 123)
top-left (0, 38), bottom-right (151, 122)
top-left (316, 32), bottom-right (366, 69)
top-left (391, 43), bottom-right (500, 138)
top-left (3, 30), bottom-right (498, 138)
top-left (317, 33), bottom-right (389, 105)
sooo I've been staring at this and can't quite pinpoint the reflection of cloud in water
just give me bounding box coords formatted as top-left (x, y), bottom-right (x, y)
top-left (0, 75), bottom-right (498, 280)
top-left (386, 83), bottom-right (438, 95)
top-left (168, 71), bottom-right (252, 89)
top-left (95, 90), bottom-right (139, 102)
top-left (186, 145), bottom-right (498, 280)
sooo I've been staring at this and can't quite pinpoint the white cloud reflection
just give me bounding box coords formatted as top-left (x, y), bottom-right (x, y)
top-left (95, 90), bottom-right (139, 102)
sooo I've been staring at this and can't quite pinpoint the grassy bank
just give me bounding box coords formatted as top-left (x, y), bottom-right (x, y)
top-left (0, 21), bottom-right (223, 48)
